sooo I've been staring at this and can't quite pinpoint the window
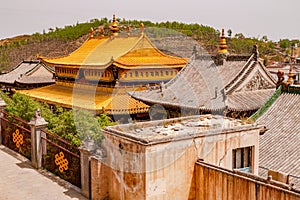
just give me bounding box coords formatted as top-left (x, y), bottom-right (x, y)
top-left (146, 72), bottom-right (149, 77)
top-left (155, 71), bottom-right (159, 76)
top-left (160, 71), bottom-right (163, 76)
top-left (140, 72), bottom-right (143, 77)
top-left (233, 146), bottom-right (253, 172)
top-left (170, 71), bottom-right (174, 76)
top-left (165, 71), bottom-right (169, 76)
top-left (135, 71), bottom-right (139, 77)
top-left (130, 72), bottom-right (133, 77)
top-left (150, 72), bottom-right (154, 77)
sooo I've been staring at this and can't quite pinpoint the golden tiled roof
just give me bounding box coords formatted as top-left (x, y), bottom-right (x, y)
top-left (40, 34), bottom-right (187, 69)
top-left (114, 35), bottom-right (187, 68)
top-left (40, 36), bottom-right (140, 67)
top-left (17, 84), bottom-right (149, 115)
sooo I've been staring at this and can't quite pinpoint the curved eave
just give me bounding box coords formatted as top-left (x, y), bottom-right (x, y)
top-left (105, 106), bottom-right (149, 115)
top-left (119, 79), bottom-right (171, 83)
top-left (15, 80), bottom-right (55, 85)
top-left (129, 91), bottom-right (224, 112)
top-left (40, 59), bottom-right (114, 70)
top-left (113, 62), bottom-right (186, 69)
top-left (130, 89), bottom-right (274, 113)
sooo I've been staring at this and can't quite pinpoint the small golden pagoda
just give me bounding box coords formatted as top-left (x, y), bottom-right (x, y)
top-left (219, 28), bottom-right (228, 54)
top-left (19, 15), bottom-right (187, 121)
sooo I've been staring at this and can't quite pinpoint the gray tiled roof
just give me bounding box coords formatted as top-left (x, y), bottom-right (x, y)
top-left (0, 60), bottom-right (54, 85)
top-left (257, 90), bottom-right (300, 189)
top-left (130, 52), bottom-right (276, 112)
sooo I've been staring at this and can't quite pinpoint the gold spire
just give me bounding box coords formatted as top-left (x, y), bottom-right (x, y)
top-left (140, 22), bottom-right (144, 33)
top-left (89, 27), bottom-right (94, 38)
top-left (287, 55), bottom-right (295, 84)
top-left (219, 28), bottom-right (228, 54)
top-left (110, 14), bottom-right (119, 36)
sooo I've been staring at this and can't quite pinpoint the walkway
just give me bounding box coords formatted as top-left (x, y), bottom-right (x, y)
top-left (0, 145), bottom-right (87, 200)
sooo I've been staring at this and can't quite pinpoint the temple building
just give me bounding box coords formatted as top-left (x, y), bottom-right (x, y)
top-left (250, 81), bottom-right (300, 190)
top-left (18, 15), bottom-right (187, 120)
top-left (0, 60), bottom-right (54, 90)
top-left (130, 29), bottom-right (277, 119)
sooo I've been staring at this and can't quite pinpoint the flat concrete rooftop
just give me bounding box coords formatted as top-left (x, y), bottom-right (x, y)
top-left (104, 115), bottom-right (263, 145)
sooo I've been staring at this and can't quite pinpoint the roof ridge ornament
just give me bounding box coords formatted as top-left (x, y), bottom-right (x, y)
top-left (287, 48), bottom-right (295, 85)
top-left (218, 28), bottom-right (228, 54)
top-left (110, 14), bottom-right (119, 36)
top-left (140, 22), bottom-right (145, 34)
top-left (89, 27), bottom-right (94, 38)
top-left (252, 44), bottom-right (259, 61)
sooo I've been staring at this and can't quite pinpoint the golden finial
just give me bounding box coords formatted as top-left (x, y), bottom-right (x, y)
top-left (140, 22), bottom-right (144, 33)
top-left (89, 27), bottom-right (94, 38)
top-left (219, 28), bottom-right (228, 54)
top-left (110, 14), bottom-right (119, 36)
top-left (287, 55), bottom-right (295, 84)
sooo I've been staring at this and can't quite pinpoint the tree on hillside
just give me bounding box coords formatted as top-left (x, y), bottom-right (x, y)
top-left (279, 39), bottom-right (290, 49)
top-left (234, 33), bottom-right (245, 39)
top-left (261, 35), bottom-right (268, 42)
top-left (0, 52), bottom-right (10, 71)
top-left (227, 29), bottom-right (232, 38)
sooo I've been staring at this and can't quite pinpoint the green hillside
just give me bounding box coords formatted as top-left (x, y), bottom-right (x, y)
top-left (0, 17), bottom-right (298, 71)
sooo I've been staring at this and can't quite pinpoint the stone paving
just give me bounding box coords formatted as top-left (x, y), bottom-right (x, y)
top-left (0, 145), bottom-right (87, 200)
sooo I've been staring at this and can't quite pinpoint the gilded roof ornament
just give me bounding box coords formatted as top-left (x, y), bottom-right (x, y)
top-left (252, 44), bottom-right (259, 61)
top-left (287, 57), bottom-right (295, 85)
top-left (89, 27), bottom-right (94, 38)
top-left (219, 28), bottom-right (228, 54)
top-left (140, 22), bottom-right (144, 33)
top-left (110, 14), bottom-right (119, 36)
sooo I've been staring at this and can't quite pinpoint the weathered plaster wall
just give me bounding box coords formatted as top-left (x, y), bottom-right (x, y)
top-left (91, 128), bottom-right (259, 200)
top-left (144, 129), bottom-right (259, 199)
top-left (91, 132), bottom-right (146, 200)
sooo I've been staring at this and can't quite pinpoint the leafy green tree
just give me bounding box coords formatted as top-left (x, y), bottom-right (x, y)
top-left (279, 39), bottom-right (290, 49)
top-left (234, 33), bottom-right (245, 39)
top-left (3, 93), bottom-right (40, 121)
top-left (1, 93), bottom-right (115, 146)
top-left (0, 52), bottom-right (10, 71)
top-left (227, 29), bottom-right (232, 38)
top-left (261, 35), bottom-right (268, 42)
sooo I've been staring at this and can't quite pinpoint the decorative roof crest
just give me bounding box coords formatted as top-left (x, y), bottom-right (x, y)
top-left (218, 28), bottom-right (228, 54)
top-left (110, 14), bottom-right (119, 36)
